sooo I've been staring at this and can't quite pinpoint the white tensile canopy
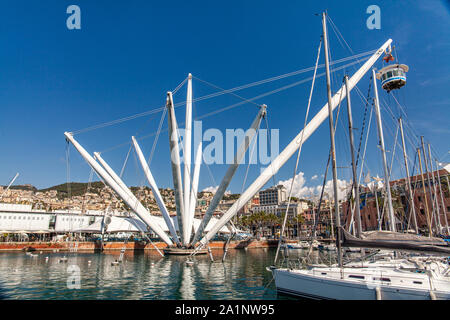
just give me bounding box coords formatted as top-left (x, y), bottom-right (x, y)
top-left (73, 215), bottom-right (238, 235)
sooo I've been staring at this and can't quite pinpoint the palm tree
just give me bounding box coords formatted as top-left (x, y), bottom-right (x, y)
top-left (266, 213), bottom-right (279, 237)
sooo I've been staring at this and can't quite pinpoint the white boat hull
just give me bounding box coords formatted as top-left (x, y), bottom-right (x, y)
top-left (272, 267), bottom-right (450, 300)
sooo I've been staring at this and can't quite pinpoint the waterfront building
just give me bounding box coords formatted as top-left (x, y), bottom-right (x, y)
top-left (341, 169), bottom-right (450, 233)
top-left (258, 185), bottom-right (287, 206)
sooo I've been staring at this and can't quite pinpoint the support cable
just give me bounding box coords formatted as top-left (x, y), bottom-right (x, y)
top-left (274, 38), bottom-right (322, 264)
top-left (71, 53), bottom-right (372, 136)
top-left (95, 60), bottom-right (364, 155)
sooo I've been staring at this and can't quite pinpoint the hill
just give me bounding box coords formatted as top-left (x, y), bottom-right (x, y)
top-left (5, 184), bottom-right (37, 192)
top-left (39, 181), bottom-right (106, 199)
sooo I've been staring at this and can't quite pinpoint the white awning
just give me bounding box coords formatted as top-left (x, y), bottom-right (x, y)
top-left (73, 215), bottom-right (238, 234)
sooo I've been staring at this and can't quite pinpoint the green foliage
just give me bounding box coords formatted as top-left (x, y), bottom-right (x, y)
top-left (223, 193), bottom-right (241, 200)
top-left (7, 185), bottom-right (37, 192)
top-left (38, 181), bottom-right (105, 199)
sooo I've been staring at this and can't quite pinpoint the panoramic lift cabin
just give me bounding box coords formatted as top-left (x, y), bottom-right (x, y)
top-left (376, 64), bottom-right (409, 92)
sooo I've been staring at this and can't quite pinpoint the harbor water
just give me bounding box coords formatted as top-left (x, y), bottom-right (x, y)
top-left (0, 248), bottom-right (317, 300)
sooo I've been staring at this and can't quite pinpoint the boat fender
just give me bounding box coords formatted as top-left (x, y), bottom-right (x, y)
top-left (430, 291), bottom-right (436, 300)
top-left (375, 287), bottom-right (382, 300)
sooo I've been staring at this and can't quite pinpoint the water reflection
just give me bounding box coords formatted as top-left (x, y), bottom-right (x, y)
top-left (0, 248), bottom-right (283, 300)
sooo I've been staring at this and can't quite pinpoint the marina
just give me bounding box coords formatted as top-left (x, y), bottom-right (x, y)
top-left (0, 248), bottom-right (284, 300)
top-left (1, 3), bottom-right (450, 302)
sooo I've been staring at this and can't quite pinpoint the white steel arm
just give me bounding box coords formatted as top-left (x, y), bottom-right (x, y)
top-left (131, 136), bottom-right (181, 246)
top-left (167, 91), bottom-right (186, 244)
top-left (182, 73), bottom-right (193, 245)
top-left (198, 39), bottom-right (393, 247)
top-left (64, 132), bottom-right (173, 245)
top-left (187, 141), bottom-right (202, 241)
top-left (191, 105), bottom-right (266, 245)
top-left (0, 173), bottom-right (19, 199)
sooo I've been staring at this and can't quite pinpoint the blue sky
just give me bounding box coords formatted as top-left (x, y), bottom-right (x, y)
top-left (0, 0), bottom-right (449, 196)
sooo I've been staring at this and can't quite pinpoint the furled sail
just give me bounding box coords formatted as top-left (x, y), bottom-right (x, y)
top-left (340, 228), bottom-right (450, 254)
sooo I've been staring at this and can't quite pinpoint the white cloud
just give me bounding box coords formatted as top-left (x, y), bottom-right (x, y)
top-left (202, 186), bottom-right (219, 193)
top-left (366, 175), bottom-right (384, 192)
top-left (311, 175), bottom-right (318, 181)
top-left (201, 186), bottom-right (231, 195)
top-left (278, 172), bottom-right (315, 199)
top-left (313, 179), bottom-right (351, 202)
top-left (278, 172), bottom-right (350, 202)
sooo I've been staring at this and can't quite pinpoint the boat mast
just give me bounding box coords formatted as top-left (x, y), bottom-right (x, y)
top-left (345, 75), bottom-right (362, 237)
top-left (328, 193), bottom-right (335, 239)
top-left (421, 137), bottom-right (438, 234)
top-left (322, 11), bottom-right (342, 266)
top-left (398, 118), bottom-right (418, 233)
top-left (427, 143), bottom-right (442, 234)
top-left (435, 160), bottom-right (449, 235)
top-left (417, 148), bottom-right (433, 236)
top-left (373, 180), bottom-right (382, 230)
top-left (372, 69), bottom-right (396, 232)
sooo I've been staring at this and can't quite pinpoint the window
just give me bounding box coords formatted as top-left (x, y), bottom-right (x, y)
top-left (386, 71), bottom-right (393, 78)
top-left (392, 69), bottom-right (399, 76)
top-left (349, 275), bottom-right (365, 279)
top-left (374, 277), bottom-right (391, 282)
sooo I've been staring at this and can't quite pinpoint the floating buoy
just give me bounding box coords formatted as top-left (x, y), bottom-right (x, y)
top-left (111, 259), bottom-right (121, 266)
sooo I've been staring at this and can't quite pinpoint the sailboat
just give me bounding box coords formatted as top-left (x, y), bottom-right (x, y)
top-left (271, 255), bottom-right (450, 300)
top-left (270, 12), bottom-right (450, 300)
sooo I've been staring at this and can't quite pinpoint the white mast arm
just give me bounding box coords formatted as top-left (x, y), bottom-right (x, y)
top-left (182, 73), bottom-right (193, 245)
top-left (94, 152), bottom-right (131, 195)
top-left (188, 141), bottom-right (202, 243)
top-left (198, 39), bottom-right (392, 247)
top-left (0, 173), bottom-right (19, 199)
top-left (191, 105), bottom-right (266, 245)
top-left (131, 136), bottom-right (181, 246)
top-left (167, 91), bottom-right (186, 244)
top-left (64, 132), bottom-right (173, 246)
